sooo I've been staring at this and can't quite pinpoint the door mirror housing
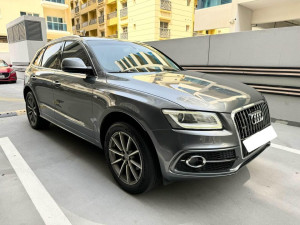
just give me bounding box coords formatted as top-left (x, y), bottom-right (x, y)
top-left (62, 58), bottom-right (94, 76)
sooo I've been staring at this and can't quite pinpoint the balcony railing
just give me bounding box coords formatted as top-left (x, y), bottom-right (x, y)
top-left (98, 0), bottom-right (104, 4)
top-left (71, 9), bottom-right (75, 14)
top-left (81, 3), bottom-right (87, 9)
top-left (108, 34), bottom-right (118, 38)
top-left (160, 28), bottom-right (170, 38)
top-left (75, 6), bottom-right (79, 13)
top-left (89, 18), bottom-right (97, 25)
top-left (107, 11), bottom-right (117, 20)
top-left (76, 24), bottom-right (80, 30)
top-left (120, 7), bottom-right (128, 18)
top-left (98, 15), bottom-right (104, 24)
top-left (47, 22), bottom-right (67, 31)
top-left (82, 21), bottom-right (89, 27)
top-left (160, 0), bottom-right (171, 11)
top-left (44, 0), bottom-right (65, 4)
top-left (88, 0), bottom-right (96, 6)
top-left (72, 25), bottom-right (76, 30)
top-left (120, 32), bottom-right (128, 39)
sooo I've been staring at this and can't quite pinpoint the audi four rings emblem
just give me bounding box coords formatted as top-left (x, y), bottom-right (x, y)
top-left (248, 110), bottom-right (264, 125)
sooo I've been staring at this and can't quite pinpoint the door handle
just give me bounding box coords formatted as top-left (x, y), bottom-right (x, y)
top-left (54, 80), bottom-right (61, 87)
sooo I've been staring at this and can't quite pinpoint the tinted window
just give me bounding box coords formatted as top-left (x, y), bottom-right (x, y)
top-left (87, 40), bottom-right (180, 73)
top-left (0, 60), bottom-right (8, 67)
top-left (41, 42), bottom-right (63, 69)
top-left (62, 41), bottom-right (90, 66)
top-left (33, 48), bottom-right (45, 66)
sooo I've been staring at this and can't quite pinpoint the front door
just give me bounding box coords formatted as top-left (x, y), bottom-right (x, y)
top-left (52, 41), bottom-right (95, 142)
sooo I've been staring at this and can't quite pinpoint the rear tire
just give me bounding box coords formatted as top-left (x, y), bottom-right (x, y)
top-left (25, 91), bottom-right (50, 129)
top-left (104, 122), bottom-right (160, 194)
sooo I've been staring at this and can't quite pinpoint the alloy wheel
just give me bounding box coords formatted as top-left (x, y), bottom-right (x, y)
top-left (26, 94), bottom-right (38, 126)
top-left (108, 131), bottom-right (143, 185)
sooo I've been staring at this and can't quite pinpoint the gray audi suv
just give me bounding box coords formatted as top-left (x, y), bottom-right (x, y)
top-left (24, 36), bottom-right (277, 194)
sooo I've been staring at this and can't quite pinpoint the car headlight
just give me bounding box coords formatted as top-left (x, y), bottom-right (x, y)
top-left (162, 110), bottom-right (222, 130)
top-left (9, 70), bottom-right (16, 74)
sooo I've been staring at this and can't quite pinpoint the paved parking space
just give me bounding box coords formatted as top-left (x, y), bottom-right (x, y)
top-left (0, 81), bottom-right (25, 113)
top-left (0, 114), bottom-right (299, 225)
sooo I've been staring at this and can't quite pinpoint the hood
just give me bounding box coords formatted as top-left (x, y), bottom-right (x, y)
top-left (0, 66), bottom-right (13, 73)
top-left (107, 70), bottom-right (264, 113)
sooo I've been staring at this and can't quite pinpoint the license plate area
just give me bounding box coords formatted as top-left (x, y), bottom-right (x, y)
top-left (243, 126), bottom-right (277, 153)
top-left (0, 75), bottom-right (5, 79)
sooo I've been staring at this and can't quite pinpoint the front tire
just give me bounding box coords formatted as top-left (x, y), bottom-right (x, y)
top-left (104, 122), bottom-right (160, 194)
top-left (25, 92), bottom-right (50, 129)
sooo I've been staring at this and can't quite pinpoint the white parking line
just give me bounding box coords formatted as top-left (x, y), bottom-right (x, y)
top-left (271, 143), bottom-right (300, 155)
top-left (0, 137), bottom-right (72, 225)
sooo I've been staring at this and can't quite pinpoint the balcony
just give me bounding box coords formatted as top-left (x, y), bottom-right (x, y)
top-left (160, 0), bottom-right (171, 11)
top-left (71, 8), bottom-right (75, 14)
top-left (108, 34), bottom-right (118, 38)
top-left (88, 0), bottom-right (96, 6)
top-left (72, 25), bottom-right (75, 30)
top-left (75, 6), bottom-right (80, 13)
top-left (76, 24), bottom-right (80, 30)
top-left (89, 18), bottom-right (97, 25)
top-left (98, 15), bottom-right (104, 24)
top-left (160, 28), bottom-right (170, 38)
top-left (81, 3), bottom-right (87, 9)
top-left (107, 11), bottom-right (117, 20)
top-left (120, 32), bottom-right (128, 39)
top-left (47, 22), bottom-right (67, 31)
top-left (41, 0), bottom-right (68, 10)
top-left (82, 21), bottom-right (89, 27)
top-left (120, 7), bottom-right (128, 18)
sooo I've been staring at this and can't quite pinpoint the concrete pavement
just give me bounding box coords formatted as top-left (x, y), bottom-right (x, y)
top-left (0, 114), bottom-right (299, 225)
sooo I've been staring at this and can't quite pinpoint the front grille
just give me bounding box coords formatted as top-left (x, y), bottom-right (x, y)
top-left (234, 101), bottom-right (271, 157)
top-left (0, 73), bottom-right (9, 78)
top-left (174, 149), bottom-right (236, 173)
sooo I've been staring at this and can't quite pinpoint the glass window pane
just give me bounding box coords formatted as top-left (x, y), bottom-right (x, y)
top-left (41, 42), bottom-right (63, 69)
top-left (62, 41), bottom-right (90, 67)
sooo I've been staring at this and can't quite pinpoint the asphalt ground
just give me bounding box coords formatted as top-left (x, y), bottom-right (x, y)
top-left (0, 80), bottom-right (300, 225)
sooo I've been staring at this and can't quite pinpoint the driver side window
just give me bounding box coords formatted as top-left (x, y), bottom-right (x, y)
top-left (62, 41), bottom-right (91, 68)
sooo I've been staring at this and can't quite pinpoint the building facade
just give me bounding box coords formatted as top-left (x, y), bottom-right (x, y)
top-left (70, 0), bottom-right (195, 42)
top-left (194, 0), bottom-right (300, 35)
top-left (0, 0), bottom-right (72, 62)
top-left (0, 0), bottom-right (72, 41)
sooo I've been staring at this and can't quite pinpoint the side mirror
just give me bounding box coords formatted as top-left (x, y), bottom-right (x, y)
top-left (62, 58), bottom-right (94, 76)
top-left (8, 64), bottom-right (12, 67)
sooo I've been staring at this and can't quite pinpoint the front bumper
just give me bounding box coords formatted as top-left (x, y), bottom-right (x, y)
top-left (150, 112), bottom-right (270, 181)
top-left (0, 73), bottom-right (17, 82)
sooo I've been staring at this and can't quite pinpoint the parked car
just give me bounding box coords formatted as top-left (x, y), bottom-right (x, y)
top-left (0, 60), bottom-right (17, 83)
top-left (24, 36), bottom-right (277, 194)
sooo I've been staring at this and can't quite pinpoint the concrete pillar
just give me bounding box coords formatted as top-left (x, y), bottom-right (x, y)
top-left (233, 5), bottom-right (253, 32)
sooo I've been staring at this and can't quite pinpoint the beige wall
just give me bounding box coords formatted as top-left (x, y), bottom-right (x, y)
top-left (194, 3), bottom-right (233, 31)
top-left (194, 0), bottom-right (300, 33)
top-left (0, 0), bottom-right (43, 36)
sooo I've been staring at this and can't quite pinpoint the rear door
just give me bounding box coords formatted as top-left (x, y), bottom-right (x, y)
top-left (52, 41), bottom-right (95, 142)
top-left (30, 42), bottom-right (63, 120)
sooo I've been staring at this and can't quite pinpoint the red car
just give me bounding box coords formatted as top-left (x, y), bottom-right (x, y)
top-left (0, 60), bottom-right (17, 83)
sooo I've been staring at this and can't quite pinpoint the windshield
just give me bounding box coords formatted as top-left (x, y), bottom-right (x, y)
top-left (87, 40), bottom-right (181, 73)
top-left (0, 60), bottom-right (8, 67)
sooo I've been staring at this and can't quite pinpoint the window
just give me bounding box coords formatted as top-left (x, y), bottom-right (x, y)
top-left (197, 0), bottom-right (232, 9)
top-left (62, 41), bottom-right (90, 67)
top-left (33, 14), bottom-right (39, 17)
top-left (87, 40), bottom-right (180, 73)
top-left (122, 27), bottom-right (128, 33)
top-left (160, 22), bottom-right (168, 29)
top-left (20, 12), bottom-right (39, 17)
top-left (20, 12), bottom-right (26, 16)
top-left (41, 42), bottom-right (63, 69)
top-left (47, 16), bottom-right (66, 31)
top-left (187, 0), bottom-right (191, 6)
top-left (186, 25), bottom-right (190, 32)
top-left (0, 60), bottom-right (8, 67)
top-left (33, 48), bottom-right (46, 66)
